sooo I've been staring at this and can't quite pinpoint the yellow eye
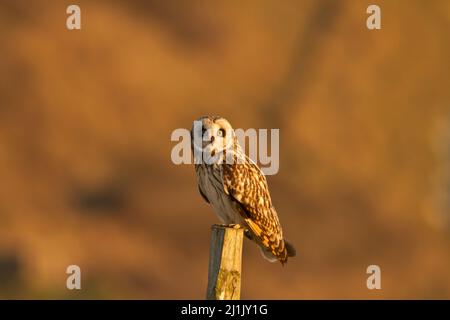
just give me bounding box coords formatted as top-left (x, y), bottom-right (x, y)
top-left (218, 128), bottom-right (226, 137)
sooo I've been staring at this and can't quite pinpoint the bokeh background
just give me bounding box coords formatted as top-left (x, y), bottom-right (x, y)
top-left (0, 0), bottom-right (449, 299)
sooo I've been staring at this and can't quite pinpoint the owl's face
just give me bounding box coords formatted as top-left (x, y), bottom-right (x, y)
top-left (191, 116), bottom-right (235, 162)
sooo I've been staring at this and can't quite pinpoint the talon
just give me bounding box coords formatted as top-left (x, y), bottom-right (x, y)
top-left (218, 223), bottom-right (241, 229)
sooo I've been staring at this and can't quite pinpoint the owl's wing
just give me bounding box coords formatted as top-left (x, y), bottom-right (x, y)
top-left (222, 161), bottom-right (289, 263)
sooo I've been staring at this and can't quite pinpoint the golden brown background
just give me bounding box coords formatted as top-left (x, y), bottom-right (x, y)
top-left (0, 0), bottom-right (449, 299)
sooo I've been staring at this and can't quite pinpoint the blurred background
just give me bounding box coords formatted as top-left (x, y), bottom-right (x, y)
top-left (0, 0), bottom-right (449, 299)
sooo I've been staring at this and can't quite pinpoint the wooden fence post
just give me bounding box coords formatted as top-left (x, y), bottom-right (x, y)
top-left (206, 225), bottom-right (244, 300)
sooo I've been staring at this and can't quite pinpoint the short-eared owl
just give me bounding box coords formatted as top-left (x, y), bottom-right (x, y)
top-left (191, 115), bottom-right (296, 265)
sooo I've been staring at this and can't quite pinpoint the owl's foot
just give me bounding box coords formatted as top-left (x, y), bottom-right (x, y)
top-left (218, 223), bottom-right (242, 229)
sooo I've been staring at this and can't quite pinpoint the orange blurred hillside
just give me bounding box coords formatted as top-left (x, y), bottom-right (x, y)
top-left (0, 0), bottom-right (449, 299)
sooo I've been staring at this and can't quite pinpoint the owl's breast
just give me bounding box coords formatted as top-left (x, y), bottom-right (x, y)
top-left (196, 164), bottom-right (241, 225)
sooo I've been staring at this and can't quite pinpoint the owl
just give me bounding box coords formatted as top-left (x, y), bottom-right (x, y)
top-left (191, 115), bottom-right (296, 265)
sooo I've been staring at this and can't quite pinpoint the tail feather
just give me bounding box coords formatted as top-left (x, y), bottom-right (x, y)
top-left (285, 239), bottom-right (296, 257)
top-left (259, 238), bottom-right (296, 265)
top-left (244, 229), bottom-right (296, 265)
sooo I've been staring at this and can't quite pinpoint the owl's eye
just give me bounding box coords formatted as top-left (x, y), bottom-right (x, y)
top-left (218, 128), bottom-right (226, 137)
top-left (202, 127), bottom-right (207, 135)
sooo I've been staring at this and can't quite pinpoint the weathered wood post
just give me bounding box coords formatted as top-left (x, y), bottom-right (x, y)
top-left (206, 225), bottom-right (244, 300)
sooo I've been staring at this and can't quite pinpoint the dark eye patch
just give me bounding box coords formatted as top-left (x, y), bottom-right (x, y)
top-left (218, 128), bottom-right (226, 137)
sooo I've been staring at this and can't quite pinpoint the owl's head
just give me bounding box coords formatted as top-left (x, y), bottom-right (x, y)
top-left (191, 115), bottom-right (237, 164)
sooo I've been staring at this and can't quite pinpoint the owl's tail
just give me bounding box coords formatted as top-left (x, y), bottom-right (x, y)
top-left (244, 229), bottom-right (296, 265)
top-left (258, 238), bottom-right (296, 265)
top-left (285, 239), bottom-right (296, 258)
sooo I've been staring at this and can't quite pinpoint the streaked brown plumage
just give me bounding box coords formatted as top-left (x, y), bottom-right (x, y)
top-left (191, 115), bottom-right (296, 264)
